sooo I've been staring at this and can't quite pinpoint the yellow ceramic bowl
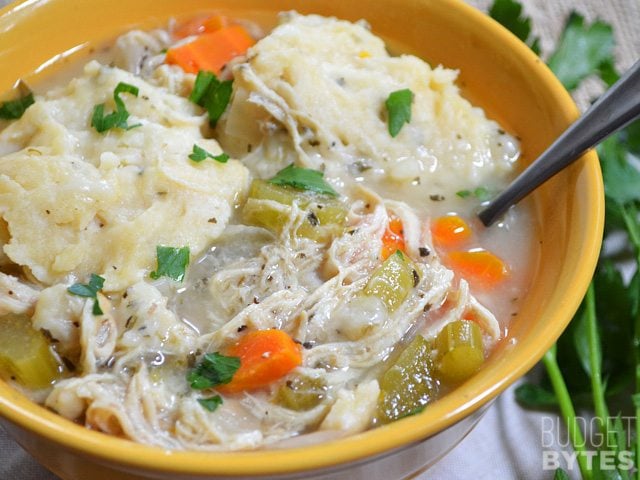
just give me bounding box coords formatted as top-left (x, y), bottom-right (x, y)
top-left (0, 0), bottom-right (604, 479)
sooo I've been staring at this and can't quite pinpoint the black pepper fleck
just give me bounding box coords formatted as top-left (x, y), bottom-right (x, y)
top-left (307, 211), bottom-right (320, 226)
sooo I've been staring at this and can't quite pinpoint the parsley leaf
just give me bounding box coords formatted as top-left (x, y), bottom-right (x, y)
top-left (91, 82), bottom-right (140, 133)
top-left (150, 246), bottom-right (190, 282)
top-left (385, 88), bottom-right (414, 137)
top-left (489, 0), bottom-right (541, 54)
top-left (0, 92), bottom-right (35, 120)
top-left (547, 13), bottom-right (616, 91)
top-left (67, 274), bottom-right (106, 315)
top-left (268, 164), bottom-right (338, 197)
top-left (189, 71), bottom-right (217, 104)
top-left (514, 383), bottom-right (558, 408)
top-left (622, 120), bottom-right (640, 156)
top-left (188, 352), bottom-right (240, 390)
top-left (456, 187), bottom-right (492, 201)
top-left (198, 395), bottom-right (223, 412)
top-left (599, 134), bottom-right (640, 206)
top-left (189, 144), bottom-right (229, 163)
top-left (554, 468), bottom-right (570, 480)
top-left (189, 70), bottom-right (233, 127)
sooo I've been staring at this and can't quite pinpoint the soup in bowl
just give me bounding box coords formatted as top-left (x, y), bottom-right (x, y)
top-left (0, 0), bottom-right (603, 479)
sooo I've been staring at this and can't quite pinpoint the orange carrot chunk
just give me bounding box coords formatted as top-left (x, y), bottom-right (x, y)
top-left (202, 14), bottom-right (228, 33)
top-left (173, 14), bottom-right (228, 39)
top-left (166, 25), bottom-right (255, 74)
top-left (218, 330), bottom-right (302, 393)
top-left (381, 217), bottom-right (405, 260)
top-left (431, 215), bottom-right (472, 249)
top-left (446, 249), bottom-right (508, 289)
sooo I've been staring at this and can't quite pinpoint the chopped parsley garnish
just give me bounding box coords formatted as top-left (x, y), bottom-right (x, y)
top-left (489, 0), bottom-right (541, 54)
top-left (198, 395), bottom-right (224, 412)
top-left (189, 70), bottom-right (233, 127)
top-left (0, 92), bottom-right (35, 120)
top-left (67, 274), bottom-right (106, 315)
top-left (150, 246), bottom-right (190, 282)
top-left (189, 144), bottom-right (229, 163)
top-left (456, 187), bottom-right (492, 201)
top-left (268, 164), bottom-right (338, 197)
top-left (91, 82), bottom-right (141, 133)
top-left (188, 352), bottom-right (241, 390)
top-left (385, 88), bottom-right (414, 137)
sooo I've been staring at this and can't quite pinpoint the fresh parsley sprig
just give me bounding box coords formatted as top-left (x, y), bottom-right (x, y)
top-left (385, 88), bottom-right (414, 137)
top-left (456, 187), bottom-right (492, 202)
top-left (91, 82), bottom-right (141, 133)
top-left (489, 0), bottom-right (541, 54)
top-left (547, 13), bottom-right (617, 91)
top-left (491, 2), bottom-right (640, 479)
top-left (150, 246), bottom-right (190, 282)
top-left (198, 395), bottom-right (224, 412)
top-left (0, 92), bottom-right (34, 120)
top-left (189, 70), bottom-right (233, 127)
top-left (188, 352), bottom-right (240, 390)
top-left (189, 144), bottom-right (229, 163)
top-left (67, 274), bottom-right (106, 315)
top-left (268, 164), bottom-right (339, 197)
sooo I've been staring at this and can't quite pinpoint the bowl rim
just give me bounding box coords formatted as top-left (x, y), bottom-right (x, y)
top-left (0, 0), bottom-right (604, 476)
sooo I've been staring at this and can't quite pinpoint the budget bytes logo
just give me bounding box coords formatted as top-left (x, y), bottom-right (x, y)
top-left (541, 416), bottom-right (635, 472)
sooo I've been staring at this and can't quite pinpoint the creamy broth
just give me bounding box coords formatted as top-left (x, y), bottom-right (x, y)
top-left (0, 11), bottom-right (536, 449)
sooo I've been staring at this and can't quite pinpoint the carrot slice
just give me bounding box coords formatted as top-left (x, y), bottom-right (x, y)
top-left (431, 215), bottom-right (472, 249)
top-left (173, 14), bottom-right (228, 39)
top-left (381, 217), bottom-right (405, 260)
top-left (217, 330), bottom-right (302, 393)
top-left (166, 25), bottom-right (255, 74)
top-left (446, 249), bottom-right (508, 289)
top-left (202, 15), bottom-right (228, 33)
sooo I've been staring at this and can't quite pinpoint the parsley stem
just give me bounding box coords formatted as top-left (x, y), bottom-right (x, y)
top-left (585, 283), bottom-right (608, 420)
top-left (621, 204), bottom-right (640, 480)
top-left (584, 282), bottom-right (616, 444)
top-left (543, 345), bottom-right (592, 480)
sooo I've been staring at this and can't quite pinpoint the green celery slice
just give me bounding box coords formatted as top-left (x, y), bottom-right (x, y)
top-left (0, 314), bottom-right (61, 388)
top-left (435, 320), bottom-right (484, 383)
top-left (242, 179), bottom-right (347, 242)
top-left (364, 250), bottom-right (415, 312)
top-left (273, 375), bottom-right (327, 411)
top-left (376, 335), bottom-right (438, 423)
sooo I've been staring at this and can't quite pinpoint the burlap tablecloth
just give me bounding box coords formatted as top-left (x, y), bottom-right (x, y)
top-left (0, 1), bottom-right (637, 478)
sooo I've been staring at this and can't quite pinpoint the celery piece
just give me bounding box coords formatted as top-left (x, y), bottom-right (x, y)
top-left (249, 179), bottom-right (300, 206)
top-left (0, 314), bottom-right (61, 388)
top-left (435, 320), bottom-right (484, 383)
top-left (376, 335), bottom-right (438, 424)
top-left (274, 375), bottom-right (327, 411)
top-left (364, 250), bottom-right (415, 312)
top-left (242, 179), bottom-right (347, 241)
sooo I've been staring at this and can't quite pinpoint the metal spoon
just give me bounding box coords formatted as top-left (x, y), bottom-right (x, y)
top-left (479, 58), bottom-right (640, 227)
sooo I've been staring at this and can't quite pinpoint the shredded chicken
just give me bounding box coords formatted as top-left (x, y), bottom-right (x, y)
top-left (0, 272), bottom-right (39, 316)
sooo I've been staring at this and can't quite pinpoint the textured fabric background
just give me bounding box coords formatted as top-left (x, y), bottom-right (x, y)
top-left (0, 0), bottom-right (638, 479)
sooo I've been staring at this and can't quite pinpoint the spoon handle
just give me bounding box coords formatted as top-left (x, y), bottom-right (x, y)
top-left (479, 58), bottom-right (640, 227)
